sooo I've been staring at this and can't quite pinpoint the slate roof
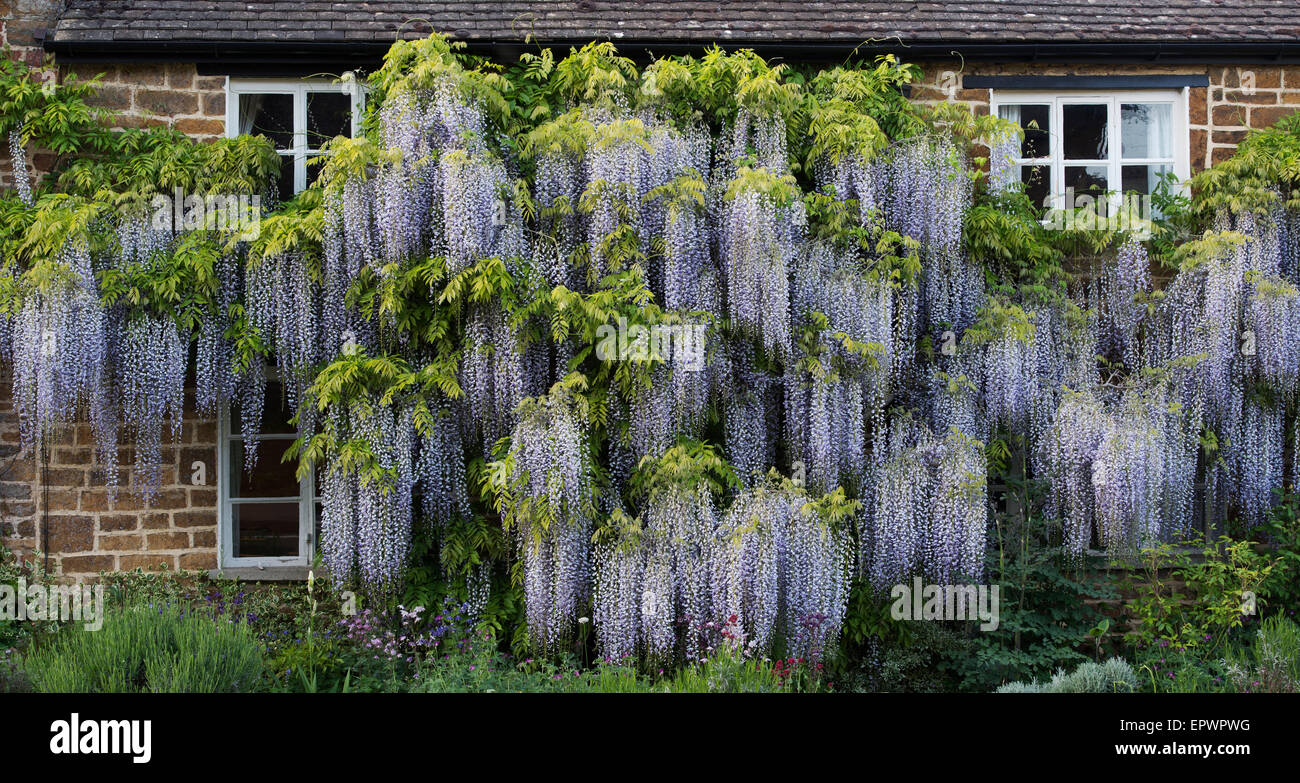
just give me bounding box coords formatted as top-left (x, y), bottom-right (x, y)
top-left (47, 1), bottom-right (1300, 47)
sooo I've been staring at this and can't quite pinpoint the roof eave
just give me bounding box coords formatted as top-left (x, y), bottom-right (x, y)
top-left (42, 36), bottom-right (1300, 68)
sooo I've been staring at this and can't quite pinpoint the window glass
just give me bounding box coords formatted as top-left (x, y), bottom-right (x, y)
top-left (231, 81), bottom-right (360, 200)
top-left (232, 503), bottom-right (300, 558)
top-left (998, 104), bottom-right (1051, 158)
top-left (1121, 163), bottom-right (1174, 196)
top-left (238, 93), bottom-right (294, 150)
top-left (229, 381), bottom-right (296, 435)
top-left (1021, 165), bottom-right (1050, 208)
top-left (1121, 103), bottom-right (1173, 159)
top-left (307, 92), bottom-right (352, 148)
top-left (229, 441), bottom-right (300, 498)
top-left (1064, 165), bottom-right (1109, 195)
top-left (272, 157), bottom-right (295, 203)
top-left (306, 154), bottom-right (328, 188)
top-left (224, 376), bottom-right (309, 563)
top-left (993, 92), bottom-right (1183, 210)
top-left (1062, 104), bottom-right (1108, 160)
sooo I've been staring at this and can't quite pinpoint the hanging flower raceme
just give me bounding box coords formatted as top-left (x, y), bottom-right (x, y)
top-left (1245, 273), bottom-right (1300, 394)
top-left (1141, 215), bottom-right (1298, 530)
top-left (656, 169), bottom-right (718, 314)
top-left (877, 136), bottom-right (982, 335)
top-left (1042, 384), bottom-right (1199, 555)
top-left (719, 167), bottom-right (803, 360)
top-left (712, 482), bottom-right (852, 658)
top-left (8, 128), bottom-right (34, 208)
top-left (925, 370), bottom-right (985, 447)
top-left (593, 439), bottom-right (737, 664)
top-left (1096, 238), bottom-right (1151, 371)
top-left (722, 342), bottom-right (780, 486)
top-left (319, 399), bottom-right (418, 596)
top-left (863, 417), bottom-right (987, 590)
top-left (593, 509), bottom-right (684, 666)
top-left (593, 519), bottom-right (649, 665)
top-left (815, 153), bottom-right (878, 231)
top-left (981, 328), bottom-right (1036, 429)
top-left (962, 300), bottom-right (1038, 434)
top-left (9, 243), bottom-right (119, 485)
top-left (245, 248), bottom-right (321, 418)
top-left (317, 179), bottom-right (376, 357)
top-left (118, 315), bottom-right (187, 500)
top-left (413, 401), bottom-right (473, 529)
top-left (1227, 395), bottom-right (1285, 528)
top-left (194, 253), bottom-right (242, 416)
top-left (724, 106), bottom-right (791, 174)
top-left (792, 241), bottom-right (894, 373)
top-left (783, 326), bottom-right (875, 495)
top-left (622, 318), bottom-right (715, 465)
top-left (440, 147), bottom-right (522, 275)
top-left (493, 385), bottom-right (598, 653)
top-left (460, 302), bottom-right (526, 456)
top-left (987, 124), bottom-right (1020, 197)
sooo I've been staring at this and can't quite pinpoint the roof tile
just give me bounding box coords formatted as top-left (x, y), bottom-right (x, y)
top-left (49, 1), bottom-right (1300, 45)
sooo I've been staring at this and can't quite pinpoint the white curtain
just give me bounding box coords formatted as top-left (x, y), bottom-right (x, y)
top-left (238, 94), bottom-right (264, 136)
top-left (999, 104), bottom-right (1021, 128)
top-left (1122, 103), bottom-right (1172, 160)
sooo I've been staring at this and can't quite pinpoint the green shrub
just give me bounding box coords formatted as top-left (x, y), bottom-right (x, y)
top-left (668, 642), bottom-right (785, 693)
top-left (0, 648), bottom-right (32, 693)
top-left (1260, 491), bottom-right (1300, 613)
top-left (409, 626), bottom-right (787, 693)
top-left (1124, 536), bottom-right (1276, 654)
top-left (994, 681), bottom-right (1042, 693)
top-left (996, 657), bottom-right (1137, 693)
top-left (1223, 615), bottom-right (1300, 693)
top-left (412, 652), bottom-right (650, 693)
top-left (0, 545), bottom-right (61, 650)
top-left (23, 605), bottom-right (265, 693)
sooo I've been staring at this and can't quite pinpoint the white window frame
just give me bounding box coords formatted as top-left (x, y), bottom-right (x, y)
top-left (226, 78), bottom-right (365, 194)
top-left (216, 403), bottom-right (318, 570)
top-left (989, 88), bottom-right (1190, 211)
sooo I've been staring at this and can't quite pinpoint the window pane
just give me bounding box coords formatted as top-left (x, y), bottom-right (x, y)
top-left (1022, 165), bottom-right (1050, 210)
top-left (1121, 104), bottom-right (1173, 159)
top-left (230, 380), bottom-right (297, 435)
top-left (238, 93), bottom-right (294, 150)
top-left (998, 104), bottom-right (1051, 158)
top-left (232, 502), bottom-right (299, 558)
top-left (307, 154), bottom-right (327, 188)
top-left (1064, 165), bottom-right (1109, 198)
top-left (1063, 104), bottom-right (1108, 160)
top-left (1122, 163), bottom-right (1173, 196)
top-left (307, 92), bottom-right (352, 149)
top-left (229, 440), bottom-right (300, 498)
top-left (273, 154), bottom-right (296, 201)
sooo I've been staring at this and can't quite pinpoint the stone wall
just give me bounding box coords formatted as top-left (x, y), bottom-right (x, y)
top-left (1205, 66), bottom-right (1300, 167)
top-left (1, 5), bottom-right (227, 189)
top-left (0, 62), bottom-right (228, 191)
top-left (0, 365), bottom-right (220, 583)
top-left (0, 0), bottom-right (56, 54)
top-left (4, 12), bottom-right (1300, 581)
top-left (0, 363), bottom-right (37, 561)
top-left (0, 0), bottom-right (60, 190)
top-left (64, 62), bottom-right (227, 141)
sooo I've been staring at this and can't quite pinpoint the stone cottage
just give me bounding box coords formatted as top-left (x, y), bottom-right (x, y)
top-left (2, 0), bottom-right (1299, 581)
